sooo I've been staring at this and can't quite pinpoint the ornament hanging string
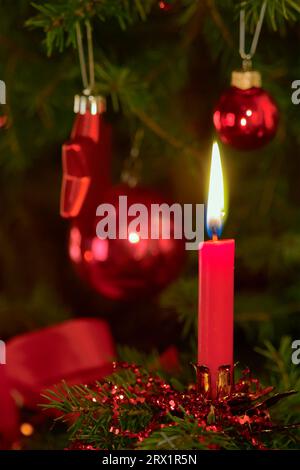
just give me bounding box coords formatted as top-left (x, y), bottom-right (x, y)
top-left (75, 21), bottom-right (95, 95)
top-left (239, 1), bottom-right (267, 70)
top-left (121, 128), bottom-right (144, 187)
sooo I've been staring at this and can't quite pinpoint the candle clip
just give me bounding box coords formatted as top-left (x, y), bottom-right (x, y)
top-left (217, 364), bottom-right (232, 399)
top-left (195, 364), bottom-right (211, 398)
top-left (195, 364), bottom-right (233, 399)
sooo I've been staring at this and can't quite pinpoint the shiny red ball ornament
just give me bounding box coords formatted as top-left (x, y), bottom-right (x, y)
top-left (158, 1), bottom-right (173, 11)
top-left (213, 70), bottom-right (279, 151)
top-left (69, 184), bottom-right (186, 301)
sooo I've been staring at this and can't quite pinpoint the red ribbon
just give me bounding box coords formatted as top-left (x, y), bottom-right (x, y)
top-left (0, 316), bottom-right (179, 448)
top-left (0, 318), bottom-right (115, 445)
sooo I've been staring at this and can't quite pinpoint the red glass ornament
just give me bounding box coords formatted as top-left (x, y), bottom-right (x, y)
top-left (60, 96), bottom-right (111, 218)
top-left (0, 114), bottom-right (8, 129)
top-left (159, 1), bottom-right (173, 11)
top-left (0, 109), bottom-right (11, 129)
top-left (69, 184), bottom-right (186, 301)
top-left (213, 86), bottom-right (279, 150)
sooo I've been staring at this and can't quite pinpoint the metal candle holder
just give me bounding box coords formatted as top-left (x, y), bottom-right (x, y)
top-left (196, 364), bottom-right (233, 399)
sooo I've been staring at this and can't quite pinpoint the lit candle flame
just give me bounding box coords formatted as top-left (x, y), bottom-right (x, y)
top-left (207, 142), bottom-right (225, 239)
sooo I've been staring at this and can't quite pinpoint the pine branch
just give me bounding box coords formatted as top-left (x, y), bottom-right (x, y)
top-left (206, 0), bottom-right (234, 47)
top-left (27, 0), bottom-right (156, 54)
top-left (43, 368), bottom-right (160, 449)
top-left (239, 0), bottom-right (300, 31)
top-left (159, 277), bottom-right (198, 340)
top-left (94, 59), bottom-right (201, 156)
top-left (131, 107), bottom-right (200, 158)
top-left (43, 354), bottom-right (300, 450)
top-left (138, 414), bottom-right (239, 450)
top-left (256, 336), bottom-right (300, 392)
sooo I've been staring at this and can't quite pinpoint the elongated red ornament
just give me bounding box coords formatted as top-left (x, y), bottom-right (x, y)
top-left (60, 95), bottom-right (111, 218)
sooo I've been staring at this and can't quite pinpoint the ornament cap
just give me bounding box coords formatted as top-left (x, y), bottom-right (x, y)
top-left (74, 94), bottom-right (106, 115)
top-left (231, 70), bottom-right (262, 90)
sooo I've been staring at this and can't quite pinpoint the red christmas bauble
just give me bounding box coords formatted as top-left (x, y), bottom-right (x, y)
top-left (213, 86), bottom-right (279, 150)
top-left (69, 184), bottom-right (186, 301)
top-left (0, 114), bottom-right (9, 129)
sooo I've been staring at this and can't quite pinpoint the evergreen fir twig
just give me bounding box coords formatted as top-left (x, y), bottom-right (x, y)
top-left (42, 345), bottom-right (300, 450)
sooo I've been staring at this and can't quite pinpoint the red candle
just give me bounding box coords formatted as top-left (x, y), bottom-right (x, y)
top-left (198, 143), bottom-right (234, 398)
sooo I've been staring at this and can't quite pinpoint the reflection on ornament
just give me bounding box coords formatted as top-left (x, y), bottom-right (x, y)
top-left (69, 184), bottom-right (186, 300)
top-left (128, 232), bottom-right (140, 244)
top-left (69, 226), bottom-right (82, 263)
top-left (91, 237), bottom-right (109, 261)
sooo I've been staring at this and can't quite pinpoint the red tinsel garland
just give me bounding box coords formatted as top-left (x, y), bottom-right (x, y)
top-left (68, 362), bottom-right (298, 450)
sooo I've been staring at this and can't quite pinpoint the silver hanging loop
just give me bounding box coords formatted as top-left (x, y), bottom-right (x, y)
top-left (75, 21), bottom-right (95, 96)
top-left (239, 1), bottom-right (267, 70)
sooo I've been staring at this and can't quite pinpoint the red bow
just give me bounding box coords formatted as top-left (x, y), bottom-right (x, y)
top-left (0, 318), bottom-right (115, 446)
top-left (0, 317), bottom-right (179, 449)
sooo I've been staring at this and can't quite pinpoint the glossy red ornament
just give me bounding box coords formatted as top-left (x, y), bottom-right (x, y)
top-left (69, 184), bottom-right (186, 301)
top-left (0, 112), bottom-right (9, 129)
top-left (0, 91), bottom-right (8, 129)
top-left (213, 85), bottom-right (279, 151)
top-left (60, 95), bottom-right (111, 218)
top-left (158, 1), bottom-right (173, 11)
